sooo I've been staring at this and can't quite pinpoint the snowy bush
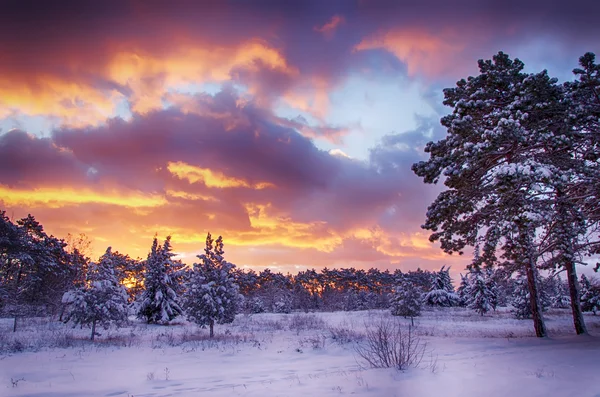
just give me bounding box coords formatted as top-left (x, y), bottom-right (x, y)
top-left (289, 313), bottom-right (326, 334)
top-left (273, 297), bottom-right (292, 314)
top-left (328, 325), bottom-right (364, 345)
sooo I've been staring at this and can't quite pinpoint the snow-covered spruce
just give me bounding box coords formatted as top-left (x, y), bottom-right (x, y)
top-left (390, 278), bottom-right (423, 324)
top-left (580, 274), bottom-right (600, 314)
top-left (137, 236), bottom-right (185, 325)
top-left (182, 233), bottom-right (241, 337)
top-left (465, 270), bottom-right (492, 316)
top-left (61, 250), bottom-right (129, 340)
top-left (424, 266), bottom-right (459, 307)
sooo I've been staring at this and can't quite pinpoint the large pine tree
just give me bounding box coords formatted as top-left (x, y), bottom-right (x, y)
top-left (411, 52), bottom-right (582, 337)
top-left (183, 233), bottom-right (240, 337)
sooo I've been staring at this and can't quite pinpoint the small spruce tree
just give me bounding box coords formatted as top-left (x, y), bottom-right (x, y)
top-left (424, 266), bottom-right (459, 307)
top-left (467, 269), bottom-right (493, 316)
top-left (62, 252), bottom-right (129, 340)
top-left (137, 236), bottom-right (184, 324)
top-left (183, 233), bottom-right (241, 337)
top-left (511, 275), bottom-right (532, 319)
top-left (580, 275), bottom-right (600, 314)
top-left (390, 279), bottom-right (422, 325)
top-left (457, 273), bottom-right (470, 307)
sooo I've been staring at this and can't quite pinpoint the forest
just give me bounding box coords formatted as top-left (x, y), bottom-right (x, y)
top-left (2, 51), bottom-right (600, 343)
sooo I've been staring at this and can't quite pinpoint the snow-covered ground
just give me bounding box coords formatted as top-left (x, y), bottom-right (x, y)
top-left (1, 308), bottom-right (600, 397)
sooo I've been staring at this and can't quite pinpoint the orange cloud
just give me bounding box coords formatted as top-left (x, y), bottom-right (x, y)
top-left (0, 76), bottom-right (123, 127)
top-left (354, 28), bottom-right (466, 77)
top-left (281, 76), bottom-right (331, 120)
top-left (0, 185), bottom-right (167, 208)
top-left (165, 189), bottom-right (218, 202)
top-left (167, 161), bottom-right (275, 190)
top-left (107, 40), bottom-right (299, 114)
top-left (1, 38), bottom-right (299, 126)
top-left (314, 15), bottom-right (345, 38)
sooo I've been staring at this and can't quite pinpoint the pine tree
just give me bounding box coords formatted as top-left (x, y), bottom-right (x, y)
top-left (412, 52), bottom-right (572, 337)
top-left (390, 279), bottom-right (422, 325)
top-left (1, 213), bottom-right (74, 331)
top-left (137, 236), bottom-right (184, 324)
top-left (457, 273), bottom-right (470, 307)
top-left (484, 268), bottom-right (499, 312)
top-left (466, 269), bottom-right (493, 316)
top-left (580, 275), bottom-right (600, 314)
top-left (182, 233), bottom-right (240, 337)
top-left (549, 277), bottom-right (571, 309)
top-left (99, 247), bottom-right (145, 303)
top-left (424, 266), bottom-right (459, 307)
top-left (511, 275), bottom-right (531, 319)
top-left (61, 255), bottom-right (129, 340)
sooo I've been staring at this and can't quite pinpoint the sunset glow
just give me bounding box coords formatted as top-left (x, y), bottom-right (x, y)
top-left (1, 0), bottom-right (597, 275)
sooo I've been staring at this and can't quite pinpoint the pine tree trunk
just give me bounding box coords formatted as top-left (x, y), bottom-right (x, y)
top-left (565, 261), bottom-right (587, 335)
top-left (524, 258), bottom-right (547, 337)
top-left (209, 320), bottom-right (214, 338)
top-left (556, 189), bottom-right (588, 335)
top-left (13, 316), bottom-right (18, 332)
top-left (91, 319), bottom-right (96, 341)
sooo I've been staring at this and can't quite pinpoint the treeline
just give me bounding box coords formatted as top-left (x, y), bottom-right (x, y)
top-left (2, 210), bottom-right (599, 340)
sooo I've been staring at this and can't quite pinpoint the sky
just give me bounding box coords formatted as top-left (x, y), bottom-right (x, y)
top-left (1, 0), bottom-right (599, 275)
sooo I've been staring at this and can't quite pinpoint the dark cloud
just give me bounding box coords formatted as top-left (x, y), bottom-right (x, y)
top-left (0, 129), bottom-right (88, 188)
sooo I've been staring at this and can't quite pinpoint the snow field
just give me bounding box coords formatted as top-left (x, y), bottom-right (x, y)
top-left (1, 308), bottom-right (600, 397)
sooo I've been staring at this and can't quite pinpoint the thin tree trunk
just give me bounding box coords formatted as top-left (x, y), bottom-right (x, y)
top-left (13, 316), bottom-right (18, 332)
top-left (209, 320), bottom-right (214, 338)
top-left (524, 258), bottom-right (547, 337)
top-left (91, 319), bottom-right (96, 341)
top-left (565, 261), bottom-right (587, 334)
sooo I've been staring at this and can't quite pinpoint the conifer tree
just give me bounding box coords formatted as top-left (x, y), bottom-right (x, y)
top-left (390, 279), bottom-right (422, 325)
top-left (466, 268), bottom-right (494, 316)
top-left (137, 236), bottom-right (184, 324)
top-left (62, 254), bottom-right (129, 340)
top-left (511, 275), bottom-right (532, 319)
top-left (457, 273), bottom-right (470, 307)
top-left (580, 274), bottom-right (600, 314)
top-left (424, 266), bottom-right (459, 307)
top-left (412, 52), bottom-right (571, 337)
top-left (484, 268), bottom-right (499, 312)
top-left (549, 276), bottom-right (571, 309)
top-left (183, 233), bottom-right (240, 337)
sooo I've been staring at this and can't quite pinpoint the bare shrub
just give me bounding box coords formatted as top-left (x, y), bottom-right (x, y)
top-left (151, 331), bottom-right (176, 348)
top-left (329, 325), bottom-right (364, 345)
top-left (354, 317), bottom-right (426, 370)
top-left (299, 335), bottom-right (326, 350)
top-left (289, 313), bottom-right (326, 334)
